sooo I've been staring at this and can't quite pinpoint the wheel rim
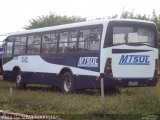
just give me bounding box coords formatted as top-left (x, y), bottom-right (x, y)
top-left (64, 77), bottom-right (71, 92)
top-left (16, 75), bottom-right (21, 86)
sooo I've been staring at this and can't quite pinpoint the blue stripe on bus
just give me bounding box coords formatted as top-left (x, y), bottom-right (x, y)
top-left (3, 71), bottom-right (102, 89)
top-left (40, 53), bottom-right (100, 72)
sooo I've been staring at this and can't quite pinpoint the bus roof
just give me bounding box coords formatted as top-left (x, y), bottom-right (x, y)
top-left (7, 19), bottom-right (155, 37)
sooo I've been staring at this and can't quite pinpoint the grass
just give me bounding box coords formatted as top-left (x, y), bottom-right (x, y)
top-left (0, 80), bottom-right (160, 119)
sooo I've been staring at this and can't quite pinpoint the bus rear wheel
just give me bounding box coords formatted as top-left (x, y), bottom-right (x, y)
top-left (60, 72), bottom-right (74, 93)
top-left (15, 71), bottom-right (26, 89)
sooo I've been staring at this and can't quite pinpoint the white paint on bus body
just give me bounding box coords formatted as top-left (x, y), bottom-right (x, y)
top-left (3, 55), bottom-right (100, 76)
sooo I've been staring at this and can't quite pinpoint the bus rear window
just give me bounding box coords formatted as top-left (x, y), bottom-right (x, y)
top-left (113, 27), bottom-right (154, 46)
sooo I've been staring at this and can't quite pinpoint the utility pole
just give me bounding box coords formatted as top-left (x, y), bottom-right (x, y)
top-left (100, 77), bottom-right (104, 102)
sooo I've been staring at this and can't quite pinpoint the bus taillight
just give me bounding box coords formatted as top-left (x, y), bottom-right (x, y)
top-left (155, 59), bottom-right (159, 77)
top-left (104, 58), bottom-right (113, 76)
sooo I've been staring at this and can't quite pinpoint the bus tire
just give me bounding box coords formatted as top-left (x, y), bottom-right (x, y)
top-left (15, 71), bottom-right (26, 89)
top-left (60, 72), bottom-right (74, 93)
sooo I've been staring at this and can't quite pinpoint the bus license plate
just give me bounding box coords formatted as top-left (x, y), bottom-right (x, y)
top-left (128, 81), bottom-right (138, 86)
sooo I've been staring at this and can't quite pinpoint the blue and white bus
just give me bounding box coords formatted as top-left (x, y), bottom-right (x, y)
top-left (3, 19), bottom-right (159, 92)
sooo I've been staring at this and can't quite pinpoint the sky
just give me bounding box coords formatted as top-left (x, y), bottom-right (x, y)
top-left (0, 0), bottom-right (160, 35)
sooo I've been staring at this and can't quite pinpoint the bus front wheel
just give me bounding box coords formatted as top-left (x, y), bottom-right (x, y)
top-left (60, 72), bottom-right (74, 93)
top-left (15, 71), bottom-right (26, 89)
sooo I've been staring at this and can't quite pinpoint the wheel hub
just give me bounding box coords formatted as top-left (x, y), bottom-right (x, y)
top-left (64, 78), bottom-right (71, 92)
top-left (16, 75), bottom-right (21, 85)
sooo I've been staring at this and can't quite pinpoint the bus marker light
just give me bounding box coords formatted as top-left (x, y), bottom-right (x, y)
top-left (96, 76), bottom-right (99, 80)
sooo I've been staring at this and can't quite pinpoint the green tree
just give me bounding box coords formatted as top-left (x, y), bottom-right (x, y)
top-left (120, 10), bottom-right (149, 20)
top-left (25, 12), bottom-right (86, 29)
top-left (150, 10), bottom-right (160, 41)
top-left (121, 11), bottom-right (135, 19)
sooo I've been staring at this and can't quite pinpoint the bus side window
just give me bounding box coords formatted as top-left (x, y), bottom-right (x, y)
top-left (78, 27), bottom-right (101, 52)
top-left (68, 30), bottom-right (78, 53)
top-left (27, 35), bottom-right (41, 54)
top-left (79, 29), bottom-right (90, 52)
top-left (27, 36), bottom-right (35, 54)
top-left (20, 37), bottom-right (27, 54)
top-left (89, 28), bottom-right (101, 51)
top-left (42, 34), bottom-right (50, 54)
top-left (59, 32), bottom-right (68, 53)
top-left (42, 33), bottom-right (57, 54)
top-left (34, 35), bottom-right (41, 54)
top-left (49, 33), bottom-right (58, 54)
top-left (14, 36), bottom-right (27, 55)
top-left (14, 37), bottom-right (21, 55)
top-left (5, 37), bottom-right (14, 57)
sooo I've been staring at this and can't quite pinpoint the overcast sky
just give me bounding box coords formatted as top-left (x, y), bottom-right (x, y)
top-left (0, 0), bottom-right (160, 35)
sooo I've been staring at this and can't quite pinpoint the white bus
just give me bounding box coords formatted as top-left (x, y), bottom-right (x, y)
top-left (3, 19), bottom-right (159, 92)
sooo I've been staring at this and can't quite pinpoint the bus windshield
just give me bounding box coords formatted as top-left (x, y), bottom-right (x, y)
top-left (113, 27), bottom-right (154, 46)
